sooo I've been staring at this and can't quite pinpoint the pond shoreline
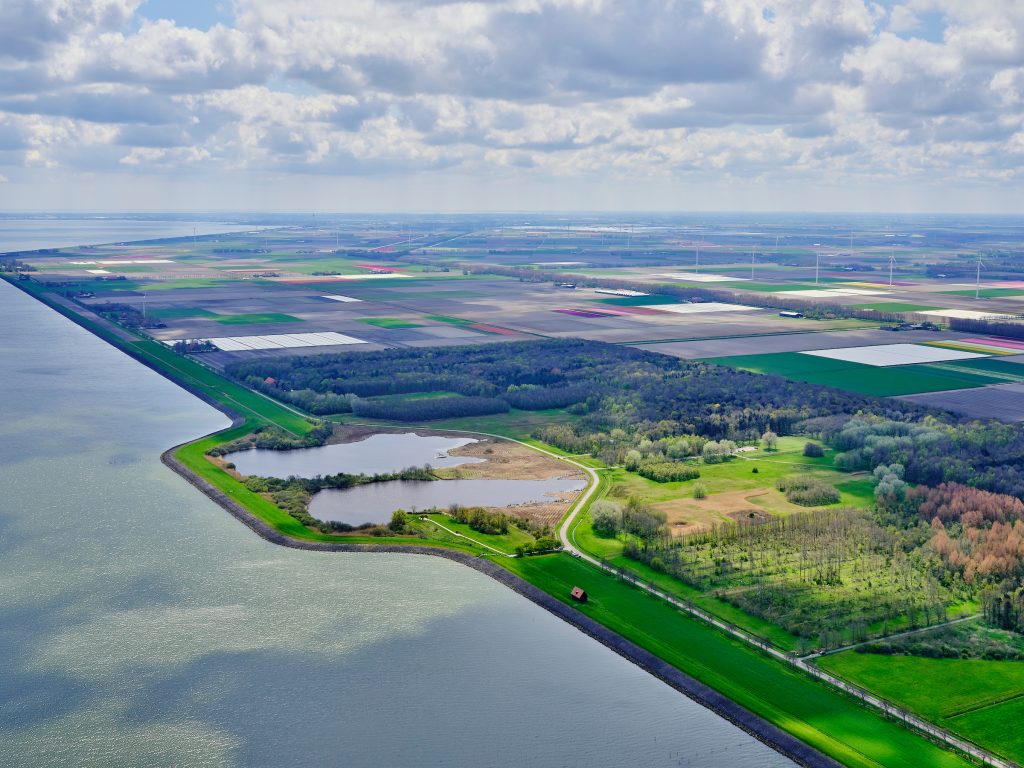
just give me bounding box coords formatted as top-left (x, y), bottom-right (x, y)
top-left (161, 436), bottom-right (837, 768)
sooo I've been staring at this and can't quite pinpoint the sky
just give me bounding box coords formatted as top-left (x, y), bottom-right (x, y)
top-left (1, 0), bottom-right (1024, 213)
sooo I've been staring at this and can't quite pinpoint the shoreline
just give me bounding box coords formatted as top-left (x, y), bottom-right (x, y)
top-left (160, 436), bottom-right (838, 768)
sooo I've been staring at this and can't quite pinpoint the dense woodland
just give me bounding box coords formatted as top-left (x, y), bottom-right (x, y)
top-left (227, 339), bottom-right (917, 451)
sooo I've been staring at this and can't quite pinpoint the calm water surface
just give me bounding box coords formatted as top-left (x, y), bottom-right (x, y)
top-left (229, 433), bottom-right (483, 477)
top-left (0, 280), bottom-right (795, 768)
top-left (0, 218), bottom-right (262, 252)
top-left (311, 477), bottom-right (588, 524)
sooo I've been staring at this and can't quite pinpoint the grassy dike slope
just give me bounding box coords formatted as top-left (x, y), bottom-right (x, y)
top-left (5, 276), bottom-right (975, 768)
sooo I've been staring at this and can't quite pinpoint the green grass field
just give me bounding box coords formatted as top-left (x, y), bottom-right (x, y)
top-left (358, 317), bottom-right (424, 328)
top-left (817, 652), bottom-right (1024, 763)
top-left (705, 352), bottom-right (998, 396)
top-left (502, 554), bottom-right (971, 768)
top-left (214, 313), bottom-right (303, 325)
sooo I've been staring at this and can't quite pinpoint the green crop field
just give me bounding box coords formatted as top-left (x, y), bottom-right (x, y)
top-left (817, 652), bottom-right (1024, 763)
top-left (704, 352), bottom-right (998, 396)
top-left (502, 554), bottom-right (972, 768)
top-left (938, 288), bottom-right (1024, 298)
top-left (213, 313), bottom-right (303, 325)
top-left (138, 278), bottom-right (239, 291)
top-left (850, 302), bottom-right (941, 312)
top-left (358, 317), bottom-right (424, 328)
top-left (424, 314), bottom-right (475, 324)
top-left (150, 307), bottom-right (217, 319)
top-left (594, 294), bottom-right (677, 306)
top-left (942, 357), bottom-right (1024, 376)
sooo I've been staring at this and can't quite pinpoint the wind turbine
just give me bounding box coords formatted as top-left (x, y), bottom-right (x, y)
top-left (975, 255), bottom-right (986, 299)
top-left (815, 251), bottom-right (821, 284)
top-left (750, 245), bottom-right (756, 280)
top-left (888, 249), bottom-right (897, 287)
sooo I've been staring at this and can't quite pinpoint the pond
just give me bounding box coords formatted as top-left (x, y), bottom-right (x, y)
top-left (310, 476), bottom-right (588, 525)
top-left (228, 432), bottom-right (483, 477)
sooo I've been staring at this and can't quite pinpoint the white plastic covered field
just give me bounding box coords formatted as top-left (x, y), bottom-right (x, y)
top-left (801, 343), bottom-right (985, 367)
top-left (647, 302), bottom-right (758, 314)
top-left (920, 309), bottom-right (1021, 321)
top-left (165, 332), bottom-right (367, 351)
top-left (321, 295), bottom-right (362, 302)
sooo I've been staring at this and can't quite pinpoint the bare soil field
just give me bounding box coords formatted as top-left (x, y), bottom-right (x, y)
top-left (656, 488), bottom-right (806, 536)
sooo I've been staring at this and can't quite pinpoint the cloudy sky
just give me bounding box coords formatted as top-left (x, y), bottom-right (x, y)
top-left (2, 0), bottom-right (1024, 212)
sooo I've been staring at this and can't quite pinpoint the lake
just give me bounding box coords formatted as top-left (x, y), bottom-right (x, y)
top-left (229, 432), bottom-right (483, 477)
top-left (310, 476), bottom-right (587, 525)
top-left (0, 279), bottom-right (794, 768)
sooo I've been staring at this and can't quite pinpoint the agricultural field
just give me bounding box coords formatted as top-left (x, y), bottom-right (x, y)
top-left (704, 349), bottom-right (1008, 396)
top-left (818, 648), bottom-right (1024, 764)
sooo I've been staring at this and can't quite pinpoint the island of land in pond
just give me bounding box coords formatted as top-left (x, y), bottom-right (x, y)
top-left (10, 214), bottom-right (1024, 768)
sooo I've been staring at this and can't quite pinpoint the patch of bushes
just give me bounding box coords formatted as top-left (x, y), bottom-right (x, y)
top-left (776, 475), bottom-right (841, 506)
top-left (635, 460), bottom-right (700, 483)
top-left (803, 442), bottom-right (824, 458)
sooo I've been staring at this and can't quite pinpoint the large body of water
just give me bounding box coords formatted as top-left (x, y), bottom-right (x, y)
top-left (0, 217), bottom-right (264, 253)
top-left (0, 279), bottom-right (794, 767)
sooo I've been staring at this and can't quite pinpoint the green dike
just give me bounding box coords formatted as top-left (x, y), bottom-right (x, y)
top-left (501, 554), bottom-right (970, 768)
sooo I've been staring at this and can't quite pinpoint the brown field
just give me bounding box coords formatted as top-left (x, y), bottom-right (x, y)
top-left (655, 488), bottom-right (805, 536)
top-left (439, 437), bottom-right (583, 481)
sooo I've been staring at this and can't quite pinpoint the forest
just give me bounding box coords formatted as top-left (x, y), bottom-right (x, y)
top-left (226, 338), bottom-right (919, 450)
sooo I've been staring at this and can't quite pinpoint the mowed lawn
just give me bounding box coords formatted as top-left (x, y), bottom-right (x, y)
top-left (704, 352), bottom-right (999, 396)
top-left (503, 554), bottom-right (971, 768)
top-left (817, 652), bottom-right (1024, 763)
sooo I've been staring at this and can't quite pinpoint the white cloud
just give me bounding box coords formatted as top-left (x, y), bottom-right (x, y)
top-left (2, 0), bottom-right (1024, 210)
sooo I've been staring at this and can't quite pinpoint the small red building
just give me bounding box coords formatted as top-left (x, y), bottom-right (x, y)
top-left (570, 586), bottom-right (587, 603)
